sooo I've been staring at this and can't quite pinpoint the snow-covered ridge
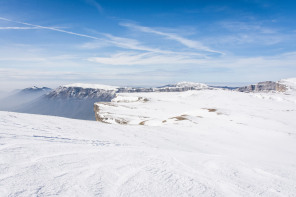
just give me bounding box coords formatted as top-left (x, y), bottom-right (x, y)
top-left (279, 78), bottom-right (296, 91)
top-left (236, 78), bottom-right (296, 93)
top-left (22, 86), bottom-right (51, 92)
top-left (63, 83), bottom-right (119, 90)
top-left (63, 82), bottom-right (209, 92)
top-left (47, 86), bottom-right (116, 100)
top-left (60, 78), bottom-right (296, 94)
top-left (175, 81), bottom-right (208, 88)
top-left (30, 86), bottom-right (38, 89)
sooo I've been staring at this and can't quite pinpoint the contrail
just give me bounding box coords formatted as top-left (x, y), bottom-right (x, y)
top-left (0, 27), bottom-right (40, 29)
top-left (0, 17), bottom-right (100, 40)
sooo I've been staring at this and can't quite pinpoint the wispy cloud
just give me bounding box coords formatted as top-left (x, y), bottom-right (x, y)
top-left (102, 34), bottom-right (206, 57)
top-left (2, 16), bottom-right (294, 83)
top-left (88, 50), bottom-right (296, 70)
top-left (0, 17), bottom-right (100, 40)
top-left (0, 17), bottom-right (215, 59)
top-left (206, 33), bottom-right (285, 46)
top-left (104, 34), bottom-right (166, 53)
top-left (199, 20), bottom-right (292, 46)
top-left (88, 52), bottom-right (206, 65)
top-left (0, 26), bottom-right (41, 30)
top-left (120, 23), bottom-right (223, 54)
top-left (84, 0), bottom-right (103, 13)
top-left (220, 21), bottom-right (277, 34)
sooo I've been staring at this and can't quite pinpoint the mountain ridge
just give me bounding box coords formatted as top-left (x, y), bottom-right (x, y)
top-left (2, 78), bottom-right (296, 120)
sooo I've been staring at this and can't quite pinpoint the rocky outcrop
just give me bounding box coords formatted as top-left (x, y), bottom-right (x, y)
top-left (47, 86), bottom-right (116, 100)
top-left (94, 104), bottom-right (100, 121)
top-left (94, 103), bottom-right (112, 123)
top-left (237, 81), bottom-right (287, 93)
top-left (94, 103), bottom-right (129, 124)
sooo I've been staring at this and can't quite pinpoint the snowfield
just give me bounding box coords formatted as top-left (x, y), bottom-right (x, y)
top-left (1, 84), bottom-right (296, 196)
top-left (96, 89), bottom-right (296, 127)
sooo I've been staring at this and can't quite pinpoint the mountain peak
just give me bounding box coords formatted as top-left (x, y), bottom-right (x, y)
top-left (21, 86), bottom-right (52, 93)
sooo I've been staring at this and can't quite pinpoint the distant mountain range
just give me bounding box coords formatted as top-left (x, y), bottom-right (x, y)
top-left (16, 85), bottom-right (117, 120)
top-left (0, 86), bottom-right (52, 111)
top-left (117, 82), bottom-right (209, 93)
top-left (1, 78), bottom-right (295, 120)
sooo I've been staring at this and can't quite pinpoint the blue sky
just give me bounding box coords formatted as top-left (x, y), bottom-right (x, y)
top-left (0, 0), bottom-right (296, 90)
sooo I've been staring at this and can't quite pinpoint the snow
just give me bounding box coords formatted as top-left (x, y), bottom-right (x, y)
top-left (96, 89), bottom-right (296, 127)
top-left (112, 95), bottom-right (145, 103)
top-left (63, 83), bottom-right (119, 90)
top-left (1, 87), bottom-right (296, 196)
top-left (279, 78), bottom-right (296, 91)
top-left (176, 81), bottom-right (208, 88)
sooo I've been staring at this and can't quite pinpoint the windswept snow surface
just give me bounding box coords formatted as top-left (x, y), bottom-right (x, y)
top-left (96, 89), bottom-right (296, 126)
top-left (1, 89), bottom-right (296, 196)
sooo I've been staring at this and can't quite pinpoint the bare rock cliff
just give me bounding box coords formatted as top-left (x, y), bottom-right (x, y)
top-left (237, 81), bottom-right (287, 92)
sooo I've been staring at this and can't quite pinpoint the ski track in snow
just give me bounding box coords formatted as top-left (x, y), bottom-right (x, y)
top-left (1, 88), bottom-right (296, 196)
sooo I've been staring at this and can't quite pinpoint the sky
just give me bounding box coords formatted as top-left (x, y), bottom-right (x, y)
top-left (0, 0), bottom-right (296, 90)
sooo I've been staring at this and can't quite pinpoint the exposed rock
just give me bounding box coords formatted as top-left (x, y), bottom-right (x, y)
top-left (94, 103), bottom-right (101, 122)
top-left (237, 81), bottom-right (287, 92)
top-left (170, 115), bottom-right (188, 121)
top-left (47, 86), bottom-right (116, 100)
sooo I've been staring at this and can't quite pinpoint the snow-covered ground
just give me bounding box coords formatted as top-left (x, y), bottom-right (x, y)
top-left (96, 88), bottom-right (296, 127)
top-left (1, 81), bottom-right (296, 196)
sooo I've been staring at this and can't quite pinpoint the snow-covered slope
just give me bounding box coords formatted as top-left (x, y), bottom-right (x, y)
top-left (2, 85), bottom-right (296, 196)
top-left (279, 78), bottom-right (296, 91)
top-left (1, 107), bottom-right (296, 196)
